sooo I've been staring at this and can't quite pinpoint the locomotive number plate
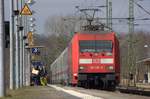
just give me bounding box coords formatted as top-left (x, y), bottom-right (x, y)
top-left (92, 59), bottom-right (100, 63)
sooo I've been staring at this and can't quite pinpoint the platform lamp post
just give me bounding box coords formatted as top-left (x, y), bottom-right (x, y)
top-left (9, 0), bottom-right (15, 90)
top-left (144, 44), bottom-right (150, 83)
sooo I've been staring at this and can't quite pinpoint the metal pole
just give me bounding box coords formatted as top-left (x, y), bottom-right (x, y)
top-left (108, 1), bottom-right (112, 30)
top-left (24, 16), bottom-right (28, 86)
top-left (129, 0), bottom-right (134, 33)
top-left (22, 42), bottom-right (25, 86)
top-left (24, 16), bottom-right (31, 86)
top-left (15, 0), bottom-right (20, 89)
top-left (0, 0), bottom-right (5, 97)
top-left (106, 0), bottom-right (109, 27)
top-left (19, 0), bottom-right (24, 88)
top-left (26, 49), bottom-right (31, 86)
top-left (22, 0), bottom-right (26, 86)
top-left (15, 19), bottom-right (20, 89)
top-left (10, 0), bottom-right (15, 90)
top-left (19, 16), bottom-right (23, 87)
top-left (128, 0), bottom-right (134, 70)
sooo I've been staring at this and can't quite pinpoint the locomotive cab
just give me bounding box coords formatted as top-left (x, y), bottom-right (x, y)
top-left (76, 32), bottom-right (119, 89)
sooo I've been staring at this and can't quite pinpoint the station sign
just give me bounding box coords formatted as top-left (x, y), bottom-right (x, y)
top-left (32, 48), bottom-right (39, 53)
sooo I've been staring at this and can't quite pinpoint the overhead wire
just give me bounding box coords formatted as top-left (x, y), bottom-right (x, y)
top-left (134, 1), bottom-right (150, 16)
top-left (135, 2), bottom-right (148, 19)
top-left (71, 0), bottom-right (150, 32)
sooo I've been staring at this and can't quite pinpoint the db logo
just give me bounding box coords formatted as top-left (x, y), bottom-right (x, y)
top-left (92, 59), bottom-right (100, 63)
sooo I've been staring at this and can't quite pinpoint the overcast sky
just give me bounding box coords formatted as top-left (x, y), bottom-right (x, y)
top-left (5, 0), bottom-right (150, 34)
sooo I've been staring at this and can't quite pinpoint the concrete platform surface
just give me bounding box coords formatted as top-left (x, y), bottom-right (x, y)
top-left (0, 86), bottom-right (80, 99)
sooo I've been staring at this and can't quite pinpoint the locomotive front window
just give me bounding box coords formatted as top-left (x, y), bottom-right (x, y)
top-left (79, 40), bottom-right (95, 52)
top-left (79, 40), bottom-right (112, 52)
top-left (96, 40), bottom-right (112, 52)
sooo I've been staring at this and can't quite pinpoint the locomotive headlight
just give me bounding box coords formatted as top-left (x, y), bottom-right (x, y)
top-left (106, 52), bottom-right (112, 56)
top-left (79, 66), bottom-right (84, 70)
top-left (73, 73), bottom-right (77, 76)
top-left (108, 66), bottom-right (114, 70)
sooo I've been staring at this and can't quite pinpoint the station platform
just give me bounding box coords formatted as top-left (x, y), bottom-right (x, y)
top-left (136, 83), bottom-right (150, 90)
top-left (0, 86), bottom-right (79, 99)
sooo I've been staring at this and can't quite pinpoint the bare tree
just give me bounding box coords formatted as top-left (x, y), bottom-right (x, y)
top-left (44, 15), bottom-right (81, 36)
top-left (119, 32), bottom-right (150, 79)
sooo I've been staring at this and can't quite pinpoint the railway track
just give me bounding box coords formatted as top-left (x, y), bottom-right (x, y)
top-left (52, 84), bottom-right (150, 99)
top-left (75, 83), bottom-right (150, 97)
top-left (117, 86), bottom-right (150, 96)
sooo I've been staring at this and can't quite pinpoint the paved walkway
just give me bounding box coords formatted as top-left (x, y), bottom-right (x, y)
top-left (0, 86), bottom-right (80, 99)
top-left (49, 85), bottom-right (103, 99)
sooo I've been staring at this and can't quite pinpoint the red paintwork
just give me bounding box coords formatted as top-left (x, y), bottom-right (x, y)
top-left (71, 34), bottom-right (79, 84)
top-left (69, 32), bottom-right (120, 85)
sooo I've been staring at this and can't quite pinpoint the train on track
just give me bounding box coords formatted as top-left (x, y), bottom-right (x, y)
top-left (50, 31), bottom-right (120, 89)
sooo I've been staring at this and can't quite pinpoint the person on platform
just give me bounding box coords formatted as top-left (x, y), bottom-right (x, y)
top-left (31, 66), bottom-right (40, 85)
top-left (39, 66), bottom-right (48, 86)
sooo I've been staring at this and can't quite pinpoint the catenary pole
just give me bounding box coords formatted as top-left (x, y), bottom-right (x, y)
top-left (10, 0), bottom-right (15, 90)
top-left (108, 1), bottom-right (112, 29)
top-left (0, 0), bottom-right (5, 97)
top-left (106, 0), bottom-right (109, 27)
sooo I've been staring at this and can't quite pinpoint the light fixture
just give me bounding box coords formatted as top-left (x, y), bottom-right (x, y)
top-left (144, 45), bottom-right (148, 48)
top-left (30, 17), bottom-right (35, 22)
top-left (27, 0), bottom-right (35, 5)
top-left (30, 28), bottom-right (36, 32)
top-left (30, 23), bottom-right (36, 27)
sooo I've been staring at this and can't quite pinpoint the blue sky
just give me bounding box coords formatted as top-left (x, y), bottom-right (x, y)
top-left (5, 0), bottom-right (150, 34)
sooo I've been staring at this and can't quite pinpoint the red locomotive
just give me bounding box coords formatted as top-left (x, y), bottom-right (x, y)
top-left (50, 31), bottom-right (120, 89)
